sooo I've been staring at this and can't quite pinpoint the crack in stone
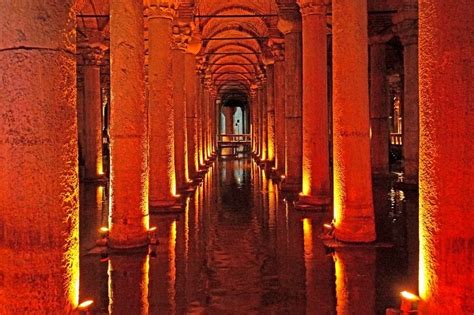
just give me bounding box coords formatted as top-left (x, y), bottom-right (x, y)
top-left (0, 46), bottom-right (75, 55)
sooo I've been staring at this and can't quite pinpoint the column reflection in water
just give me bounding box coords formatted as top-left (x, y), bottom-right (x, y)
top-left (108, 253), bottom-right (149, 314)
top-left (79, 184), bottom-right (108, 310)
top-left (334, 248), bottom-right (376, 314)
top-left (302, 217), bottom-right (335, 314)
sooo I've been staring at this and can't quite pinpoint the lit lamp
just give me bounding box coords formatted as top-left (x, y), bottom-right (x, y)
top-left (148, 226), bottom-right (158, 245)
top-left (96, 226), bottom-right (109, 246)
top-left (321, 222), bottom-right (335, 239)
top-left (400, 291), bottom-right (420, 314)
top-left (77, 300), bottom-right (94, 314)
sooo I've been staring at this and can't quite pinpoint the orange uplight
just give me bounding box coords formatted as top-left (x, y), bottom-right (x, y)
top-left (401, 291), bottom-right (419, 301)
top-left (99, 226), bottom-right (109, 233)
top-left (77, 300), bottom-right (94, 310)
top-left (148, 226), bottom-right (157, 232)
top-left (323, 223), bottom-right (333, 230)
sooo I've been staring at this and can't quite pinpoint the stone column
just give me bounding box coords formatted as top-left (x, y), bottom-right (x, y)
top-left (369, 39), bottom-right (390, 176)
top-left (0, 1), bottom-right (78, 312)
top-left (278, 6), bottom-right (303, 191)
top-left (109, 0), bottom-right (149, 248)
top-left (208, 89), bottom-right (216, 157)
top-left (260, 81), bottom-right (268, 162)
top-left (254, 87), bottom-right (261, 157)
top-left (146, 1), bottom-right (179, 208)
top-left (223, 106), bottom-right (235, 135)
top-left (418, 0), bottom-right (474, 312)
top-left (197, 73), bottom-right (205, 167)
top-left (332, 0), bottom-right (375, 242)
top-left (79, 35), bottom-right (107, 181)
top-left (171, 25), bottom-right (191, 190)
top-left (298, 0), bottom-right (331, 205)
top-left (184, 43), bottom-right (200, 180)
top-left (393, 5), bottom-right (419, 186)
top-left (265, 63), bottom-right (276, 164)
top-left (250, 90), bottom-right (258, 153)
top-left (201, 77), bottom-right (210, 162)
top-left (270, 41), bottom-right (286, 176)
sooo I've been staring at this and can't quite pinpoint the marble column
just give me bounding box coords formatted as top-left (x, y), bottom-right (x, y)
top-left (109, 0), bottom-right (149, 248)
top-left (265, 63), bottom-right (276, 164)
top-left (250, 90), bottom-right (258, 154)
top-left (418, 0), bottom-right (474, 312)
top-left (171, 26), bottom-right (190, 190)
top-left (298, 0), bottom-right (331, 205)
top-left (332, 0), bottom-right (375, 242)
top-left (223, 106), bottom-right (235, 135)
top-left (270, 42), bottom-right (286, 175)
top-left (147, 2), bottom-right (179, 208)
top-left (278, 7), bottom-right (303, 191)
top-left (80, 37), bottom-right (107, 181)
top-left (259, 83), bottom-right (268, 162)
top-left (0, 1), bottom-right (78, 311)
top-left (184, 50), bottom-right (200, 180)
top-left (369, 39), bottom-right (390, 176)
top-left (394, 7), bottom-right (419, 186)
top-left (197, 73), bottom-right (205, 167)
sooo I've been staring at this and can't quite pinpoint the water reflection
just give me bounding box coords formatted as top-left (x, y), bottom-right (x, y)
top-left (79, 156), bottom-right (418, 314)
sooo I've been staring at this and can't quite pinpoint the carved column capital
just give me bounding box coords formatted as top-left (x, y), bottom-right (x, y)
top-left (297, 0), bottom-right (328, 17)
top-left (268, 39), bottom-right (285, 62)
top-left (392, 1), bottom-right (418, 46)
top-left (145, 0), bottom-right (179, 19)
top-left (171, 24), bottom-right (192, 50)
top-left (80, 46), bottom-right (107, 66)
top-left (277, 5), bottom-right (302, 34)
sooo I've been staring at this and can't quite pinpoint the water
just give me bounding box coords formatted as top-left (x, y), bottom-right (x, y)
top-left (79, 157), bottom-right (418, 314)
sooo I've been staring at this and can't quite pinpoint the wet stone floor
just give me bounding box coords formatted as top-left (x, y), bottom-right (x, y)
top-left (79, 157), bottom-right (418, 314)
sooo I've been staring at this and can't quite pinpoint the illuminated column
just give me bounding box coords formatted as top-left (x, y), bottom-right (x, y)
top-left (418, 0), bottom-right (474, 312)
top-left (79, 35), bottom-right (107, 181)
top-left (0, 1), bottom-right (79, 312)
top-left (208, 89), bottom-right (216, 157)
top-left (250, 90), bottom-right (258, 153)
top-left (197, 73), bottom-right (205, 167)
top-left (172, 26), bottom-right (191, 190)
top-left (109, 0), bottom-right (149, 248)
top-left (393, 3), bottom-right (419, 185)
top-left (146, 1), bottom-right (179, 208)
top-left (254, 87), bottom-right (261, 157)
top-left (332, 0), bottom-right (375, 242)
top-left (108, 254), bottom-right (149, 313)
top-left (298, 0), bottom-right (330, 205)
top-left (201, 77), bottom-right (210, 162)
top-left (369, 39), bottom-right (390, 176)
top-left (184, 42), bottom-right (201, 180)
top-left (278, 6), bottom-right (303, 191)
top-left (265, 63), bottom-right (276, 164)
top-left (259, 79), bottom-right (268, 162)
top-left (334, 249), bottom-right (376, 314)
top-left (270, 41), bottom-right (286, 175)
top-left (223, 106), bottom-right (235, 135)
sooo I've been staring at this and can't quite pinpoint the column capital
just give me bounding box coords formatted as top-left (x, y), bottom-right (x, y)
top-left (277, 5), bottom-right (302, 34)
top-left (268, 39), bottom-right (285, 62)
top-left (144, 0), bottom-right (179, 20)
top-left (369, 33), bottom-right (393, 46)
top-left (392, 1), bottom-right (418, 46)
top-left (80, 46), bottom-right (107, 66)
top-left (297, 0), bottom-right (328, 17)
top-left (171, 24), bottom-right (192, 51)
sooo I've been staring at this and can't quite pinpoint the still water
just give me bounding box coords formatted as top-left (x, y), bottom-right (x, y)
top-left (79, 157), bottom-right (418, 314)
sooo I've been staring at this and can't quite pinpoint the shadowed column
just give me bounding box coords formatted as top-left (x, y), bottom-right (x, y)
top-left (298, 0), bottom-right (331, 206)
top-left (0, 0), bottom-right (79, 311)
top-left (109, 0), bottom-right (149, 248)
top-left (147, 1), bottom-right (179, 208)
top-left (278, 6), bottom-right (303, 191)
top-left (332, 0), bottom-right (376, 242)
top-left (418, 0), bottom-right (474, 312)
top-left (172, 25), bottom-right (191, 190)
top-left (269, 41), bottom-right (286, 176)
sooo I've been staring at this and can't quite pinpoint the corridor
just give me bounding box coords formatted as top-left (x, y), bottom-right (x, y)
top-left (79, 157), bottom-right (417, 314)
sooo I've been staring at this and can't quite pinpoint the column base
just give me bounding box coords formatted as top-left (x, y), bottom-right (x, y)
top-left (334, 217), bottom-right (376, 243)
top-left (149, 196), bottom-right (184, 214)
top-left (295, 194), bottom-right (330, 211)
top-left (107, 236), bottom-right (150, 251)
top-left (280, 179), bottom-right (301, 192)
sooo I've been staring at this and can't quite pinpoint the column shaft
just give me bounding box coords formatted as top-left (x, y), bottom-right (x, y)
top-left (266, 65), bottom-right (276, 163)
top-left (0, 1), bottom-right (78, 311)
top-left (82, 51), bottom-right (105, 180)
top-left (148, 12), bottom-right (177, 206)
top-left (274, 56), bottom-right (286, 174)
top-left (332, 0), bottom-right (375, 242)
top-left (185, 53), bottom-right (199, 179)
top-left (172, 47), bottom-right (188, 189)
top-left (418, 0), bottom-right (474, 312)
top-left (300, 3), bottom-right (330, 204)
top-left (369, 43), bottom-right (389, 176)
top-left (109, 0), bottom-right (149, 247)
top-left (261, 86), bottom-right (268, 161)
